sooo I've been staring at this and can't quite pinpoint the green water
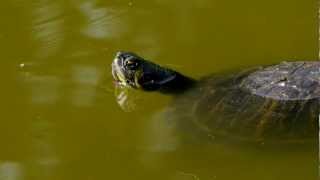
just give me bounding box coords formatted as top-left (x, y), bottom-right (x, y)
top-left (0, 0), bottom-right (318, 179)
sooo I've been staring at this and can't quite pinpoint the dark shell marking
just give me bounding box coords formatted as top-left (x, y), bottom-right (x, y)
top-left (241, 61), bottom-right (320, 100)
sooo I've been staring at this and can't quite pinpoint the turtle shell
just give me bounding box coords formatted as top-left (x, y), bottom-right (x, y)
top-left (167, 61), bottom-right (319, 143)
top-left (241, 61), bottom-right (320, 100)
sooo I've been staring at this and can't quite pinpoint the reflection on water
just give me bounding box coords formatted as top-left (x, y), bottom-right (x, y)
top-left (32, 0), bottom-right (64, 58)
top-left (0, 162), bottom-right (23, 180)
top-left (77, 1), bottom-right (124, 39)
top-left (0, 0), bottom-right (318, 179)
top-left (23, 74), bottom-right (61, 105)
top-left (71, 65), bottom-right (101, 107)
top-left (27, 116), bottom-right (59, 180)
top-left (20, 64), bottom-right (104, 107)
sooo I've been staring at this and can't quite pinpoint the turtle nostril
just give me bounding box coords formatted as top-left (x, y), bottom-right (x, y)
top-left (117, 58), bottom-right (123, 67)
top-left (115, 52), bottom-right (127, 66)
top-left (116, 51), bottom-right (124, 58)
top-left (117, 52), bottom-right (130, 62)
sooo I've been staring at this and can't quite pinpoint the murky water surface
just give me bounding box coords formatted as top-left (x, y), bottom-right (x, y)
top-left (0, 0), bottom-right (318, 180)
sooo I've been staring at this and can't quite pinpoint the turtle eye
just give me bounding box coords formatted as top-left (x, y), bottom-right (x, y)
top-left (124, 59), bottom-right (139, 70)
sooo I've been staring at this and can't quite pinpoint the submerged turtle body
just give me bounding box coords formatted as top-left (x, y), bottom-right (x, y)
top-left (112, 52), bottom-right (319, 143)
top-left (169, 64), bottom-right (319, 143)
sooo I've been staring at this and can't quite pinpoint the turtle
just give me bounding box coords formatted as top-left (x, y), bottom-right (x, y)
top-left (111, 51), bottom-right (319, 145)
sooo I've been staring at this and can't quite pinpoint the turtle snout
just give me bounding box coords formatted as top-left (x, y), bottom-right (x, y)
top-left (114, 51), bottom-right (125, 67)
top-left (116, 51), bottom-right (131, 61)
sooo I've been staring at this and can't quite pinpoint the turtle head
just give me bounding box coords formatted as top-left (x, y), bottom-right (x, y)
top-left (112, 51), bottom-right (195, 93)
